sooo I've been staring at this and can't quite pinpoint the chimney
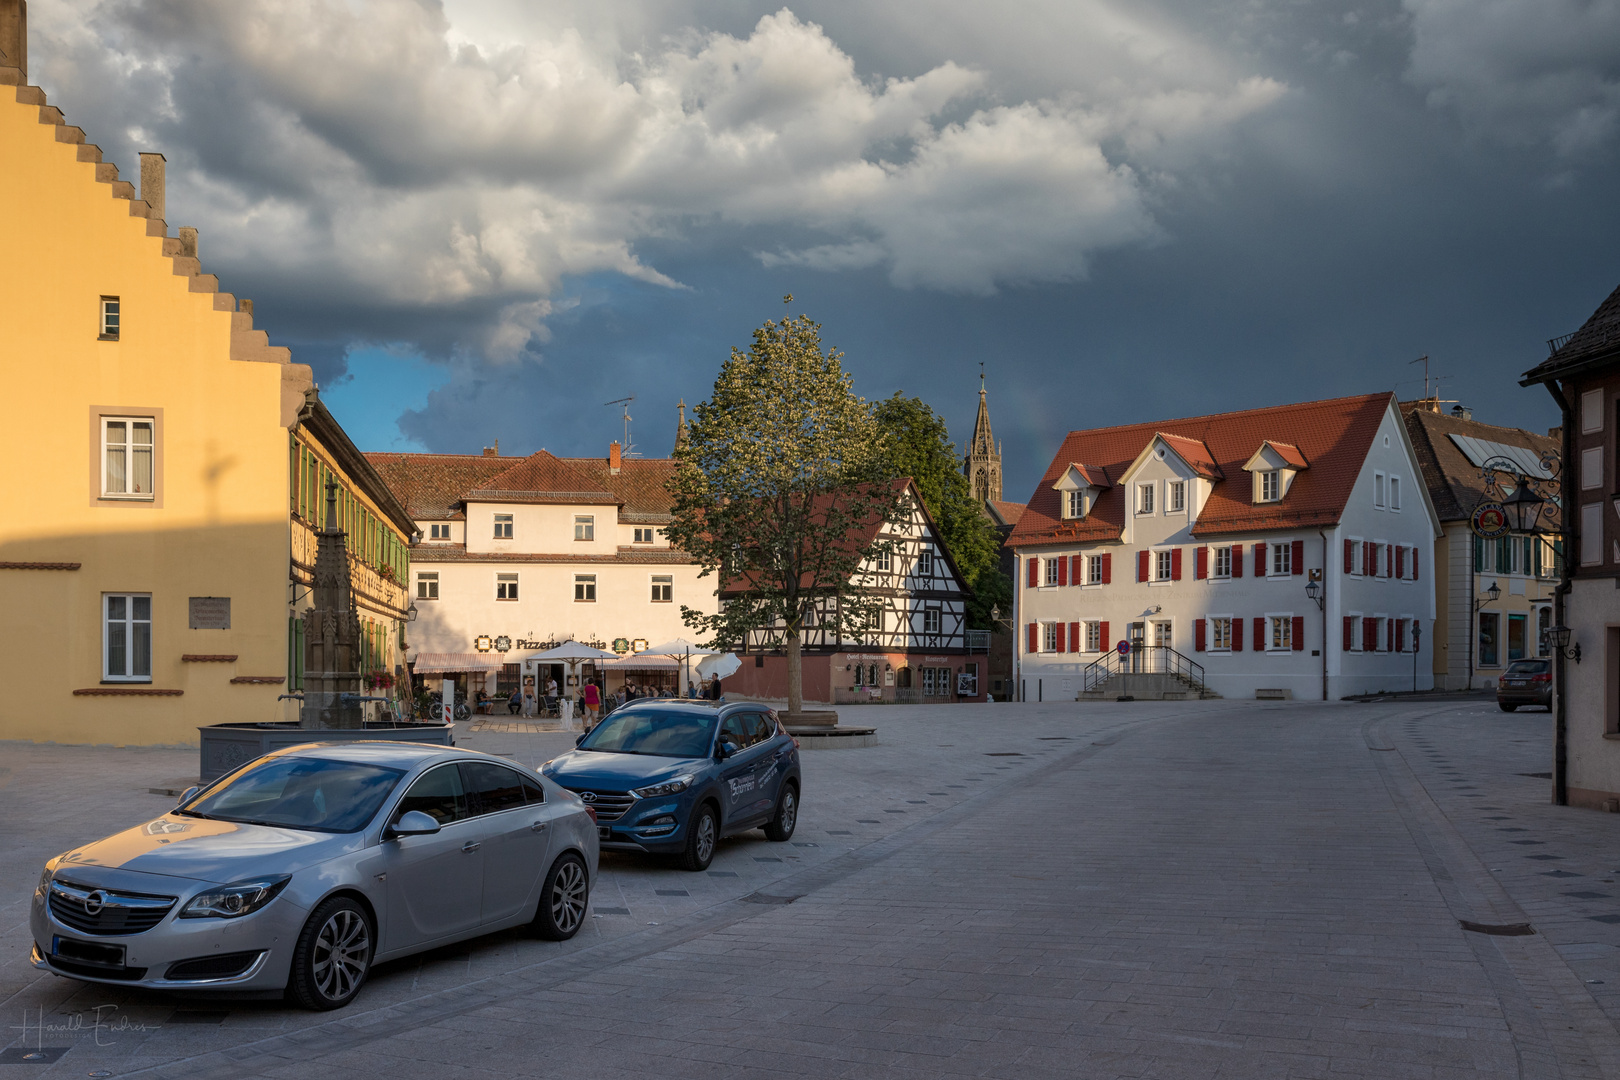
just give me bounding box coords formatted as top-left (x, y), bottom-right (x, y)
top-left (609, 441), bottom-right (621, 474)
top-left (1450, 404), bottom-right (1472, 421)
top-left (0, 0), bottom-right (26, 81)
top-left (482, 440), bottom-right (499, 457)
top-left (139, 153), bottom-right (166, 226)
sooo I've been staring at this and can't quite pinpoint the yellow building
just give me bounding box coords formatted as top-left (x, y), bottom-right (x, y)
top-left (0, 5), bottom-right (415, 745)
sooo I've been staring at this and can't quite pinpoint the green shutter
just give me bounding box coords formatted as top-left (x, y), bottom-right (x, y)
top-left (289, 615), bottom-right (306, 691)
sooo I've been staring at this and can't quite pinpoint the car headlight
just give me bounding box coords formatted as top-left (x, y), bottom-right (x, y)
top-left (35, 863), bottom-right (55, 900)
top-left (631, 775), bottom-right (694, 799)
top-left (179, 877), bottom-right (291, 919)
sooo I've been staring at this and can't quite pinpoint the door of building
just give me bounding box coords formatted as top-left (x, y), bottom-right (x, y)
top-left (1129, 622), bottom-right (1146, 672)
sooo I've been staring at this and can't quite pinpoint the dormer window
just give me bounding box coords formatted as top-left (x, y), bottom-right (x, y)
top-left (1066, 490), bottom-right (1084, 518)
top-left (1053, 463), bottom-right (1111, 520)
top-left (1243, 442), bottom-right (1307, 505)
top-left (1259, 470), bottom-right (1280, 502)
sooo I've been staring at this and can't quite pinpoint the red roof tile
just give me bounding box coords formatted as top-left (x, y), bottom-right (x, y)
top-left (1155, 433), bottom-right (1224, 479)
top-left (364, 452), bottom-right (522, 521)
top-left (471, 451), bottom-right (616, 504)
top-left (565, 457), bottom-right (679, 521)
top-left (1009, 392), bottom-right (1395, 546)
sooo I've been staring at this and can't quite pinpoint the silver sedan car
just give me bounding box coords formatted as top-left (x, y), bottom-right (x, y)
top-left (30, 742), bottom-right (598, 1009)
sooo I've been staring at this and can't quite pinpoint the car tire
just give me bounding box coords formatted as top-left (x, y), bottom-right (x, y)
top-left (532, 851), bottom-right (589, 941)
top-left (680, 803), bottom-right (718, 872)
top-left (763, 782), bottom-right (798, 842)
top-left (287, 896), bottom-right (373, 1011)
top-left (1499, 702), bottom-right (1518, 712)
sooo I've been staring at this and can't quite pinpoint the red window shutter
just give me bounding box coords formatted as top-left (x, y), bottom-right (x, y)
top-left (1172, 547), bottom-right (1183, 581)
top-left (1343, 616), bottom-right (1354, 651)
top-left (1028, 558), bottom-right (1039, 588)
top-left (1396, 619), bottom-right (1406, 652)
top-left (1412, 547), bottom-right (1419, 580)
top-left (1291, 540), bottom-right (1304, 575)
top-left (1070, 555), bottom-right (1080, 585)
top-left (1055, 622), bottom-right (1066, 653)
top-left (1069, 622), bottom-right (1080, 653)
top-left (1255, 543), bottom-right (1266, 577)
top-left (1137, 550), bottom-right (1149, 582)
top-left (1232, 619), bottom-right (1243, 651)
top-left (1395, 546), bottom-right (1405, 578)
top-left (1196, 546), bottom-right (1208, 579)
top-left (1253, 617), bottom-right (1265, 651)
top-left (1195, 618), bottom-right (1207, 652)
top-left (1101, 553), bottom-right (1112, 584)
top-left (1232, 544), bottom-right (1243, 578)
top-left (1057, 556), bottom-right (1068, 587)
top-left (1292, 616), bottom-right (1305, 650)
top-left (1099, 621), bottom-right (1110, 652)
top-left (1385, 544), bottom-right (1394, 578)
top-left (1343, 539), bottom-right (1354, 574)
top-left (1027, 622), bottom-right (1039, 654)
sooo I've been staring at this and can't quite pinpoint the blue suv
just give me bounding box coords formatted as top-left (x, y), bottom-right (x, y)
top-left (540, 700), bottom-right (801, 871)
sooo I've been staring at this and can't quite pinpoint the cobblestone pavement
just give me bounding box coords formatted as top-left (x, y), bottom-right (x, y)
top-left (2, 699), bottom-right (1617, 1078)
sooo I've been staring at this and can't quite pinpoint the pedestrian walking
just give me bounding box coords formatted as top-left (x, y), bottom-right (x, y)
top-left (583, 680), bottom-right (601, 727)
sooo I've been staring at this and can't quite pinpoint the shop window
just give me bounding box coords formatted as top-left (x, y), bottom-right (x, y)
top-left (1479, 612), bottom-right (1500, 667)
top-left (102, 417), bottom-right (155, 499)
top-left (104, 593), bottom-right (151, 681)
top-left (416, 572), bottom-right (439, 600)
top-left (1507, 613), bottom-right (1527, 662)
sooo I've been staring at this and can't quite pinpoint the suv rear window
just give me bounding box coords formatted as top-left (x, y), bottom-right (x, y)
top-left (1505, 660), bottom-right (1549, 674)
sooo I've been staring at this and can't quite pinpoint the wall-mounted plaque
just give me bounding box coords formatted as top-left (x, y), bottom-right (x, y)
top-left (189, 597), bottom-right (231, 630)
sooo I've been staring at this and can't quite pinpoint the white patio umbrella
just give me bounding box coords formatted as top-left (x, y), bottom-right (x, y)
top-left (640, 638), bottom-right (720, 696)
top-left (523, 641), bottom-right (620, 727)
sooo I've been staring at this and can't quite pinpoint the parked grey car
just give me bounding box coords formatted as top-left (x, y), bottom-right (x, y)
top-left (30, 743), bottom-right (598, 1009)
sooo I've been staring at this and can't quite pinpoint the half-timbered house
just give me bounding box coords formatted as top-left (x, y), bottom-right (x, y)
top-left (722, 478), bottom-right (985, 704)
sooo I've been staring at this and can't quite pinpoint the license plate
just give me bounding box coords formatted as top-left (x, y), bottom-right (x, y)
top-left (53, 936), bottom-right (125, 969)
top-left (1505, 681), bottom-right (1524, 687)
top-left (598, 826), bottom-right (612, 841)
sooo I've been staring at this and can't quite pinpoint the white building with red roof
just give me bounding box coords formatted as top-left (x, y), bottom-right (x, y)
top-left (1007, 392), bottom-right (1442, 701)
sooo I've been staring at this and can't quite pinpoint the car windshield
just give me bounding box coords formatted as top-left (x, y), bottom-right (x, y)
top-left (183, 757), bottom-right (405, 833)
top-left (579, 708), bottom-right (716, 758)
top-left (1506, 660), bottom-right (1548, 674)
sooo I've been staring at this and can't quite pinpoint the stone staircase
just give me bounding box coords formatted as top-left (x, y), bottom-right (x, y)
top-left (2, 53), bottom-right (315, 427)
top-left (1079, 670), bottom-right (1222, 702)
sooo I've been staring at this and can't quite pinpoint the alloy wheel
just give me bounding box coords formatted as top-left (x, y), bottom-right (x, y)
top-left (779, 789), bottom-right (797, 834)
top-left (312, 908), bottom-right (369, 1002)
top-left (695, 813), bottom-right (716, 864)
top-left (549, 859), bottom-right (587, 935)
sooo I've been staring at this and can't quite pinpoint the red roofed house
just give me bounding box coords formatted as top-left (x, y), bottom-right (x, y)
top-left (1007, 392), bottom-right (1442, 701)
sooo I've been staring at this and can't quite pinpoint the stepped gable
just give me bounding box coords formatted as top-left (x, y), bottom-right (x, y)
top-left (567, 457), bottom-right (678, 522)
top-left (1525, 281), bottom-right (1620, 378)
top-left (0, 52), bottom-right (312, 426)
top-left (1010, 392), bottom-right (1393, 545)
top-left (469, 450), bottom-right (617, 505)
top-left (364, 452), bottom-right (521, 521)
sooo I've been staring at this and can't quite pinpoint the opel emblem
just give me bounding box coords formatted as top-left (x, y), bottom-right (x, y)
top-left (83, 890), bottom-right (106, 915)
top-left (579, 792), bottom-right (597, 803)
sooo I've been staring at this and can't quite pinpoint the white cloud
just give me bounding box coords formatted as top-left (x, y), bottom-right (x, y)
top-left (27, 1), bottom-right (1289, 356)
top-left (1405, 0), bottom-right (1620, 157)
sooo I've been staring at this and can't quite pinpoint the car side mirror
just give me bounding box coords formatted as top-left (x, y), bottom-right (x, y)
top-left (388, 810), bottom-right (442, 838)
top-left (574, 733), bottom-right (586, 746)
top-left (716, 741), bottom-right (738, 760)
top-left (176, 785), bottom-right (200, 806)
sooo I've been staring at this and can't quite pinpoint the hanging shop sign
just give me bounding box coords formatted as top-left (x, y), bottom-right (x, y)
top-left (1471, 501), bottom-right (1510, 539)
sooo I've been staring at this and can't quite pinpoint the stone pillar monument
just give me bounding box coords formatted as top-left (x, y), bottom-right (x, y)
top-left (300, 480), bottom-right (364, 730)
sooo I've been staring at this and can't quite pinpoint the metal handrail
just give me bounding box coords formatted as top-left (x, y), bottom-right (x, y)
top-left (1081, 645), bottom-right (1207, 694)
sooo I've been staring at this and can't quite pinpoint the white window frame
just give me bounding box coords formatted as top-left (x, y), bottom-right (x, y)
top-left (496, 572), bottom-right (519, 601)
top-left (875, 547), bottom-right (893, 573)
top-left (1389, 475), bottom-right (1402, 511)
top-left (1137, 482), bottom-right (1155, 515)
top-left (1084, 621), bottom-right (1102, 653)
top-left (1213, 546), bottom-right (1232, 579)
top-left (101, 416), bottom-right (156, 500)
top-left (1066, 489), bottom-right (1085, 519)
top-left (1045, 558), bottom-right (1061, 587)
top-left (1085, 554), bottom-right (1104, 585)
top-left (1582, 388), bottom-right (1603, 433)
top-left (103, 593), bottom-right (152, 681)
top-left (1374, 471), bottom-right (1386, 509)
top-left (633, 527), bottom-right (655, 544)
top-left (1042, 622), bottom-right (1058, 653)
top-left (99, 295), bottom-right (120, 339)
top-left (918, 548), bottom-right (935, 578)
top-left (429, 523), bottom-right (451, 540)
top-left (1208, 615), bottom-right (1233, 652)
top-left (1271, 542), bottom-right (1292, 577)
top-left (1154, 548), bottom-right (1173, 582)
top-left (1258, 470), bottom-right (1280, 503)
top-left (1348, 536), bottom-right (1364, 576)
top-left (1167, 481), bottom-right (1186, 513)
top-left (1267, 613), bottom-right (1294, 653)
top-left (1348, 610), bottom-right (1364, 651)
top-left (574, 515), bottom-right (595, 541)
top-left (493, 513), bottom-right (513, 539)
top-left (574, 574), bottom-right (597, 602)
top-left (1152, 620), bottom-right (1174, 649)
top-left (923, 606), bottom-right (942, 635)
top-left (416, 572), bottom-right (439, 601)
top-left (650, 574), bottom-right (673, 603)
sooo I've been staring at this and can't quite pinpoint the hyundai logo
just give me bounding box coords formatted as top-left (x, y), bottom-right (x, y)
top-left (82, 890), bottom-right (106, 915)
top-left (579, 792), bottom-right (597, 803)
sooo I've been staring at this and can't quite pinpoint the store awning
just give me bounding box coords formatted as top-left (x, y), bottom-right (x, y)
top-left (412, 652), bottom-right (503, 674)
top-left (599, 654), bottom-right (680, 671)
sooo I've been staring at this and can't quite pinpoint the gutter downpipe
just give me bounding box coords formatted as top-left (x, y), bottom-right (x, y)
top-left (1545, 378), bottom-right (1572, 807)
top-left (1013, 552), bottom-right (1023, 703)
top-left (1467, 533), bottom-right (1476, 689)
top-left (1320, 529), bottom-right (1330, 702)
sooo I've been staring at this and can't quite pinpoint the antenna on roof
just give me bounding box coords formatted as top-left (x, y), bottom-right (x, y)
top-left (605, 396), bottom-right (636, 458)
top-left (1409, 355), bottom-right (1431, 399)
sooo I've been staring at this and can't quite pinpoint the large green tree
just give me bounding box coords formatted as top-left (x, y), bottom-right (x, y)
top-left (665, 301), bottom-right (905, 716)
top-left (872, 393), bottom-right (1012, 631)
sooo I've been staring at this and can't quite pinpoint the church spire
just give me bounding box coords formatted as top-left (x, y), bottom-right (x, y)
top-left (675, 399), bottom-right (689, 452)
top-left (965, 364), bottom-right (1002, 504)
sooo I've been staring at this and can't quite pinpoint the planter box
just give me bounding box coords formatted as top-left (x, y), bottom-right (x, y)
top-left (198, 721), bottom-right (455, 782)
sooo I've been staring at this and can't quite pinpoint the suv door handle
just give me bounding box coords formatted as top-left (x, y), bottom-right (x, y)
top-left (461, 841), bottom-right (482, 853)
top-left (530, 822), bottom-right (547, 832)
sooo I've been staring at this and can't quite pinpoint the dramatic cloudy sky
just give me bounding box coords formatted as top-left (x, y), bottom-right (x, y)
top-left (28, 0), bottom-right (1620, 499)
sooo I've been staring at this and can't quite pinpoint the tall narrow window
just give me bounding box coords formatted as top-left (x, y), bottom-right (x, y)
top-left (416, 572), bottom-right (439, 600)
top-left (1138, 483), bottom-right (1155, 514)
top-left (1210, 617), bottom-right (1233, 650)
top-left (1167, 481), bottom-right (1186, 512)
top-left (923, 607), bottom-right (942, 634)
top-left (1374, 472), bottom-right (1386, 508)
top-left (1272, 543), bottom-right (1292, 576)
top-left (918, 548), bottom-right (935, 576)
top-left (1259, 471), bottom-right (1280, 502)
top-left (1043, 623), bottom-right (1058, 652)
top-left (1066, 489), bottom-right (1085, 518)
top-left (104, 593), bottom-right (151, 681)
top-left (1156, 550), bottom-right (1173, 581)
top-left (875, 548), bottom-right (893, 572)
top-left (496, 573), bottom-right (519, 601)
top-left (1214, 546), bottom-right (1232, 578)
top-left (574, 574), bottom-right (596, 602)
top-left (574, 515), bottom-right (594, 541)
top-left (99, 296), bottom-right (120, 339)
top-left (651, 575), bottom-right (673, 602)
top-left (102, 418), bottom-right (154, 498)
top-left (493, 514), bottom-right (513, 539)
top-left (1389, 476), bottom-right (1402, 511)
top-left (1270, 615), bottom-right (1292, 651)
top-left (1086, 554), bottom-right (1104, 584)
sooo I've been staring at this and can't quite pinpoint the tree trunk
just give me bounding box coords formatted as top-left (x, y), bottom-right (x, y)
top-left (786, 628), bottom-right (803, 717)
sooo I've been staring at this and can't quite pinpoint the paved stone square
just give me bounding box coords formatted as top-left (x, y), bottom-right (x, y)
top-left (2, 698), bottom-right (1618, 1078)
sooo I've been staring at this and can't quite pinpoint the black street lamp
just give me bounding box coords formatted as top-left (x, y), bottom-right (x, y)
top-left (1546, 624), bottom-right (1581, 664)
top-left (1501, 482), bottom-right (1546, 534)
top-left (1304, 580), bottom-right (1323, 610)
top-left (1475, 580), bottom-right (1502, 612)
